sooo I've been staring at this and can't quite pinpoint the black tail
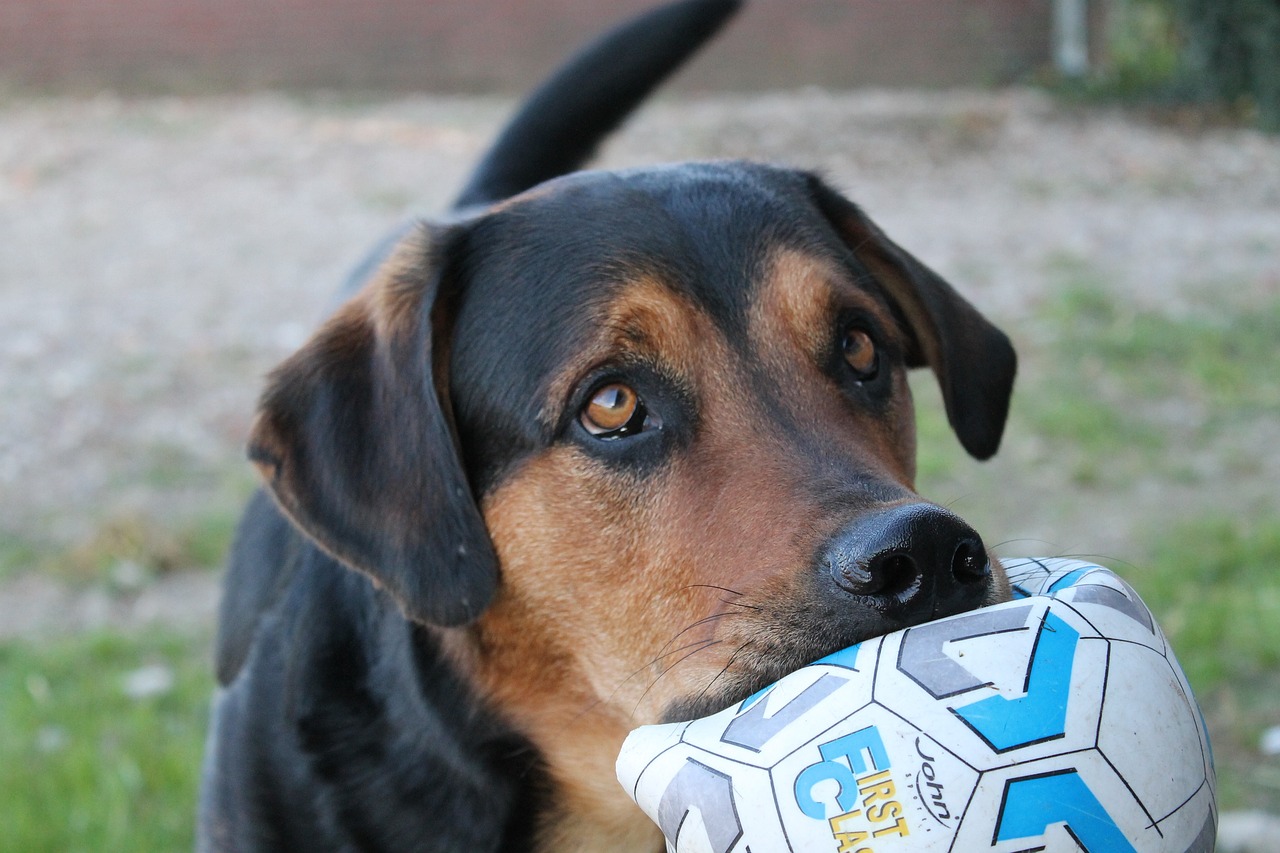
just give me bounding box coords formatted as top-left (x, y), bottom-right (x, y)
top-left (453, 0), bottom-right (742, 209)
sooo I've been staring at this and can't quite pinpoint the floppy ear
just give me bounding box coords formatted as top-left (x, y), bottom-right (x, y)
top-left (247, 225), bottom-right (498, 626)
top-left (808, 175), bottom-right (1017, 460)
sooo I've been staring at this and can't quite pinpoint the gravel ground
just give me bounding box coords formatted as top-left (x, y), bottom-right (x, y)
top-left (1, 87), bottom-right (1278, 623)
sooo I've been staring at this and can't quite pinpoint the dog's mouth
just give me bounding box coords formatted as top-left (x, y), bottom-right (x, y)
top-left (657, 621), bottom-right (886, 724)
top-left (659, 661), bottom-right (799, 724)
top-left (657, 560), bottom-right (1008, 724)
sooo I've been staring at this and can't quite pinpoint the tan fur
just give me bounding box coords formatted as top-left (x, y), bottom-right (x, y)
top-left (538, 275), bottom-right (711, 428)
top-left (751, 248), bottom-right (918, 485)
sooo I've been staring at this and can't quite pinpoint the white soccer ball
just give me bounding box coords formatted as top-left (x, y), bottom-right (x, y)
top-left (617, 558), bottom-right (1216, 853)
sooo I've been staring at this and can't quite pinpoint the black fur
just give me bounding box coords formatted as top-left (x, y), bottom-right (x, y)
top-left (202, 542), bottom-right (542, 852)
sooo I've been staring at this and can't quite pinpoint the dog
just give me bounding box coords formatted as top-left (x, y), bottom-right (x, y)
top-left (197, 1), bottom-right (1017, 850)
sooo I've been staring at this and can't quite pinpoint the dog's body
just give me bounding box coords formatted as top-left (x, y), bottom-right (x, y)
top-left (198, 2), bottom-right (1017, 850)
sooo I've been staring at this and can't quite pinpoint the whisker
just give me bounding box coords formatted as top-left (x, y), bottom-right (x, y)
top-left (574, 605), bottom-right (753, 724)
top-left (632, 639), bottom-right (723, 716)
top-left (1049, 551), bottom-right (1136, 570)
top-left (688, 640), bottom-right (752, 714)
top-left (654, 610), bottom-right (745, 658)
top-left (679, 583), bottom-right (760, 609)
top-left (719, 599), bottom-right (762, 611)
top-left (991, 538), bottom-right (1062, 552)
top-left (993, 545), bottom-right (1138, 572)
top-left (573, 636), bottom-right (724, 725)
top-left (682, 583), bottom-right (745, 597)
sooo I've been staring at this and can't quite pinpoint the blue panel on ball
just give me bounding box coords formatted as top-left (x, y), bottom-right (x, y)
top-left (995, 769), bottom-right (1136, 853)
top-left (1048, 567), bottom-right (1093, 593)
top-left (812, 642), bottom-right (863, 671)
top-left (953, 612), bottom-right (1079, 752)
top-left (1010, 583), bottom-right (1034, 599)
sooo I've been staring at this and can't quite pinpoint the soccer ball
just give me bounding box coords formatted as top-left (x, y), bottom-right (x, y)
top-left (616, 558), bottom-right (1216, 853)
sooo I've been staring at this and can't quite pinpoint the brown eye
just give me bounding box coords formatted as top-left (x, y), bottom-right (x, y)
top-left (842, 328), bottom-right (879, 379)
top-left (581, 383), bottom-right (641, 436)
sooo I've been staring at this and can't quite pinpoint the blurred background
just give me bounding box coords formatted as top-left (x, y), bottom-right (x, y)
top-left (1, 0), bottom-right (1277, 849)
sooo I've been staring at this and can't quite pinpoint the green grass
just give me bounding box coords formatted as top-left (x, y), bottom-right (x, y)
top-left (997, 264), bottom-right (1277, 489)
top-left (1, 504), bottom-right (244, 588)
top-left (1135, 517), bottom-right (1280, 689)
top-left (903, 258), bottom-right (1275, 496)
top-left (1036, 275), bottom-right (1280, 417)
top-left (1131, 517), bottom-right (1280, 812)
top-left (0, 630), bottom-right (213, 853)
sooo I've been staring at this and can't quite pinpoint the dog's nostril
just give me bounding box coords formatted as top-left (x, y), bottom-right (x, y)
top-left (951, 539), bottom-right (989, 584)
top-left (833, 551), bottom-right (916, 597)
top-left (878, 553), bottom-right (916, 588)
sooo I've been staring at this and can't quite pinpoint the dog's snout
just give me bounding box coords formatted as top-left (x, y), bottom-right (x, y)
top-left (824, 504), bottom-right (990, 618)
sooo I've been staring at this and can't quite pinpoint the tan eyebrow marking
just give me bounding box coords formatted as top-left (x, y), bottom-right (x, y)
top-left (538, 274), bottom-right (717, 426)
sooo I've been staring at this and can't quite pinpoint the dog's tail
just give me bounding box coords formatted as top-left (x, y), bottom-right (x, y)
top-left (453, 0), bottom-right (742, 209)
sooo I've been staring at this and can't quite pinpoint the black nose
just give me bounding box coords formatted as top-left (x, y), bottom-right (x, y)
top-left (824, 503), bottom-right (991, 619)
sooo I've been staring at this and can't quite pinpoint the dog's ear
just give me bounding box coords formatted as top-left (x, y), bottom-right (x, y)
top-left (247, 225), bottom-right (498, 626)
top-left (808, 175), bottom-right (1017, 460)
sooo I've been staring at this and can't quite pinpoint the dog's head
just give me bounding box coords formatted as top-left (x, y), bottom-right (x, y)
top-left (249, 161), bottom-right (1014, 810)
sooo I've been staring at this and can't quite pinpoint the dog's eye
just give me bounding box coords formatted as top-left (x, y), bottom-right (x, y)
top-left (842, 327), bottom-right (879, 381)
top-left (580, 383), bottom-right (659, 439)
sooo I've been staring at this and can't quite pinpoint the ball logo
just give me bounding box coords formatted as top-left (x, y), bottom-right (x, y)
top-left (912, 738), bottom-right (953, 828)
top-left (793, 725), bottom-right (912, 851)
top-left (617, 559), bottom-right (1218, 853)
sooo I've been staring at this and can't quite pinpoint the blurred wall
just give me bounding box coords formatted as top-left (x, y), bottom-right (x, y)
top-left (1, 0), bottom-right (1058, 94)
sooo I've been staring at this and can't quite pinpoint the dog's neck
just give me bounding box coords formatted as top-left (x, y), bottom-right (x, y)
top-left (435, 624), bottom-right (664, 852)
top-left (529, 725), bottom-right (664, 853)
top-left (534, 783), bottom-right (664, 853)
